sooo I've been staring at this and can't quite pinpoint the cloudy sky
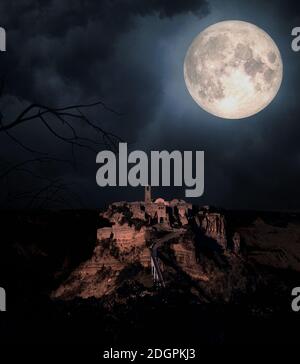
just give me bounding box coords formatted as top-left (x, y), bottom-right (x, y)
top-left (0, 0), bottom-right (299, 210)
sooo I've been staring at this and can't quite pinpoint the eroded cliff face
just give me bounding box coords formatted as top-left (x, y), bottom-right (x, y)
top-left (52, 203), bottom-right (243, 301)
top-left (2, 209), bottom-right (300, 346)
top-left (171, 237), bottom-right (209, 281)
top-left (52, 244), bottom-right (123, 300)
top-left (51, 225), bottom-right (152, 300)
top-left (195, 210), bottom-right (227, 249)
top-left (156, 225), bottom-right (247, 303)
top-left (239, 217), bottom-right (300, 271)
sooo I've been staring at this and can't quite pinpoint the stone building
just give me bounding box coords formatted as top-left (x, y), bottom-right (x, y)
top-left (97, 186), bottom-right (193, 255)
top-left (169, 199), bottom-right (192, 225)
top-left (145, 197), bottom-right (169, 224)
top-left (196, 210), bottom-right (227, 249)
top-left (97, 222), bottom-right (148, 253)
top-left (113, 186), bottom-right (192, 226)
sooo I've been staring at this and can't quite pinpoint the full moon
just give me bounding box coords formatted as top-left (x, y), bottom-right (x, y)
top-left (184, 21), bottom-right (283, 119)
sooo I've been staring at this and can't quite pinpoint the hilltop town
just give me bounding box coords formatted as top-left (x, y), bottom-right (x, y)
top-left (52, 187), bottom-right (241, 300)
top-left (2, 201), bottom-right (300, 345)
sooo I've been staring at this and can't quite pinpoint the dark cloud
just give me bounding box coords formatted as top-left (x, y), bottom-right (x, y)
top-left (0, 0), bottom-right (300, 210)
top-left (0, 0), bottom-right (209, 140)
top-left (0, 0), bottom-right (210, 208)
top-left (0, 0), bottom-right (209, 98)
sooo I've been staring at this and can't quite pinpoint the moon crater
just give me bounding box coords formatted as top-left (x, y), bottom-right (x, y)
top-left (184, 21), bottom-right (283, 119)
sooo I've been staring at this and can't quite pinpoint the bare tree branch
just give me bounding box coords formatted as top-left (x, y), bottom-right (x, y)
top-left (0, 157), bottom-right (71, 180)
top-left (0, 95), bottom-right (124, 208)
top-left (0, 100), bottom-right (121, 130)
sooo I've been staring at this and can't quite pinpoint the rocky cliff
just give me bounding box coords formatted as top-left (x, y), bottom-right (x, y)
top-left (2, 209), bottom-right (300, 345)
top-left (52, 203), bottom-right (241, 301)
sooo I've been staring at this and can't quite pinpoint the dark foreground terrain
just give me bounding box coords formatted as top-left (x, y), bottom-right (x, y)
top-left (0, 209), bottom-right (300, 347)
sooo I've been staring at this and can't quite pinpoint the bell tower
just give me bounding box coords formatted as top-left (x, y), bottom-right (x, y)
top-left (145, 185), bottom-right (152, 204)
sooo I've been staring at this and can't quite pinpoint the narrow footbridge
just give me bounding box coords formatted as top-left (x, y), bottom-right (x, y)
top-left (150, 230), bottom-right (183, 287)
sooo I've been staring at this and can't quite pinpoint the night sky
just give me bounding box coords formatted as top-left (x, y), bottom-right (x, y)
top-left (0, 0), bottom-right (300, 210)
